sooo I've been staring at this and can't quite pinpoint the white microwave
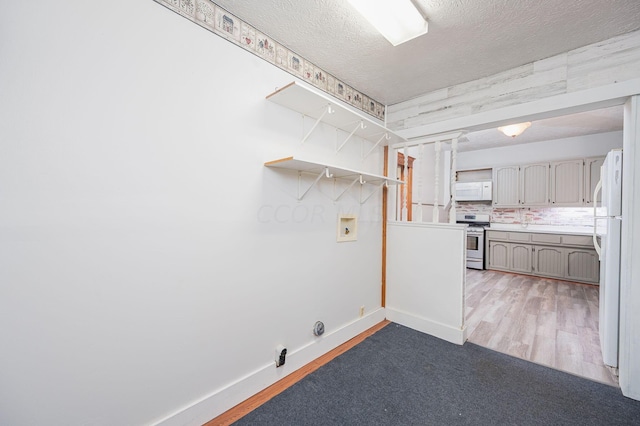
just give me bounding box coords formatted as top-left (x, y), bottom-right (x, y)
top-left (455, 181), bottom-right (492, 201)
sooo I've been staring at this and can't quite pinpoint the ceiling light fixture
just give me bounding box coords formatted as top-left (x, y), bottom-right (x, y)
top-left (347, 0), bottom-right (428, 46)
top-left (498, 122), bottom-right (532, 138)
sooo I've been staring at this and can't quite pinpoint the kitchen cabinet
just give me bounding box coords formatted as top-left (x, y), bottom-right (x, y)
top-left (533, 246), bottom-right (565, 278)
top-left (492, 156), bottom-right (605, 207)
top-left (487, 241), bottom-right (532, 273)
top-left (584, 156), bottom-right (605, 206)
top-left (485, 230), bottom-right (599, 284)
top-left (492, 166), bottom-right (520, 206)
top-left (488, 241), bottom-right (510, 270)
top-left (520, 163), bottom-right (549, 205)
top-left (511, 243), bottom-right (533, 273)
top-left (566, 248), bottom-right (600, 283)
top-left (550, 160), bottom-right (584, 206)
top-left (493, 163), bottom-right (548, 207)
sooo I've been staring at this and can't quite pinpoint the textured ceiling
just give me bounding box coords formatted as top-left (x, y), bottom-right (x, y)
top-left (459, 105), bottom-right (624, 152)
top-left (212, 0), bottom-right (636, 150)
top-left (214, 0), bottom-right (640, 105)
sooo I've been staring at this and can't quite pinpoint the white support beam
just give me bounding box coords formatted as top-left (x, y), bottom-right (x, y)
top-left (298, 167), bottom-right (332, 200)
top-left (433, 141), bottom-right (441, 223)
top-left (390, 131), bottom-right (465, 149)
top-left (449, 138), bottom-right (458, 223)
top-left (301, 104), bottom-right (334, 144)
top-left (336, 120), bottom-right (366, 152)
top-left (363, 132), bottom-right (390, 158)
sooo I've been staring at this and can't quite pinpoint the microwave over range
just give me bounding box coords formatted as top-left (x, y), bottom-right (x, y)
top-left (455, 181), bottom-right (492, 201)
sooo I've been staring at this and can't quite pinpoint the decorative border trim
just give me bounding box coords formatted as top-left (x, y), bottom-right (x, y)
top-left (153, 0), bottom-right (386, 121)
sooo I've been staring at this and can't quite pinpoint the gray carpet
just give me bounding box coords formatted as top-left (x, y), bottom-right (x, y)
top-left (233, 323), bottom-right (640, 425)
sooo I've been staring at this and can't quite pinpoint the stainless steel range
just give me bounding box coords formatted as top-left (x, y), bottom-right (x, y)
top-left (456, 213), bottom-right (490, 270)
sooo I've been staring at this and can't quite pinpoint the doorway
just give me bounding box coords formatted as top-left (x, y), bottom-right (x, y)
top-left (456, 105), bottom-right (625, 386)
top-left (396, 152), bottom-right (414, 221)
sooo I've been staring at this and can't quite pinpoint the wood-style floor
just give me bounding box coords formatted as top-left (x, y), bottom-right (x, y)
top-left (465, 269), bottom-right (618, 386)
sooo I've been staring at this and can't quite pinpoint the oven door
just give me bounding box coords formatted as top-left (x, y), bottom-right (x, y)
top-left (466, 229), bottom-right (485, 269)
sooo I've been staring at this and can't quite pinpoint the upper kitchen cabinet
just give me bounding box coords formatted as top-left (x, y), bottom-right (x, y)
top-left (584, 156), bottom-right (605, 206)
top-left (492, 156), bottom-right (605, 208)
top-left (493, 163), bottom-right (548, 207)
top-left (492, 166), bottom-right (520, 206)
top-left (550, 160), bottom-right (584, 206)
top-left (520, 163), bottom-right (549, 206)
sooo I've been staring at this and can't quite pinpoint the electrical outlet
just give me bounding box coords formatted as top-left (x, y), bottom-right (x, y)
top-left (359, 306), bottom-right (365, 317)
top-left (275, 345), bottom-right (287, 367)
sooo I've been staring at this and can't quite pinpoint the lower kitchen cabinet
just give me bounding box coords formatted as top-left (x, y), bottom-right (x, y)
top-left (512, 244), bottom-right (533, 273)
top-left (488, 242), bottom-right (533, 274)
top-left (533, 246), bottom-right (565, 278)
top-left (566, 249), bottom-right (600, 283)
top-left (485, 230), bottom-right (600, 284)
top-left (488, 241), bottom-right (510, 270)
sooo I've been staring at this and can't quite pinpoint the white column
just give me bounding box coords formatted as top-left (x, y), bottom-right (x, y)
top-left (449, 137), bottom-right (458, 223)
top-left (402, 144), bottom-right (409, 221)
top-left (433, 141), bottom-right (441, 223)
top-left (416, 143), bottom-right (424, 222)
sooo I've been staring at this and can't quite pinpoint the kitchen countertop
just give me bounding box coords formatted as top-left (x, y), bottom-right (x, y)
top-left (486, 223), bottom-right (594, 236)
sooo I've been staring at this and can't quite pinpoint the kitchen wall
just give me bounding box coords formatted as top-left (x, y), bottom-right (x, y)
top-left (0, 1), bottom-right (385, 425)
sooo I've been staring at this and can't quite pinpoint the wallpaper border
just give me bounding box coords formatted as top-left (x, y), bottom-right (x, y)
top-left (153, 0), bottom-right (386, 121)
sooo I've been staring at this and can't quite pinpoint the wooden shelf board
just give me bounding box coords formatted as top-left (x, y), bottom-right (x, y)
top-left (265, 156), bottom-right (404, 185)
top-left (266, 82), bottom-right (405, 146)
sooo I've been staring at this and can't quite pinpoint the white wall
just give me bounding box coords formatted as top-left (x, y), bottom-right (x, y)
top-left (619, 96), bottom-right (640, 399)
top-left (0, 1), bottom-right (385, 425)
top-left (457, 131), bottom-right (623, 171)
top-left (386, 222), bottom-right (467, 344)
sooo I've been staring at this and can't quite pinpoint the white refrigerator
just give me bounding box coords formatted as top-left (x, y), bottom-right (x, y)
top-left (593, 148), bottom-right (623, 368)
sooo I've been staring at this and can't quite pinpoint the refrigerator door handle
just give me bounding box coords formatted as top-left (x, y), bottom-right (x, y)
top-left (593, 179), bottom-right (603, 257)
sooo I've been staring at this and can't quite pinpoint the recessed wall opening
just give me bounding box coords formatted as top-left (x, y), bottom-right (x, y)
top-left (389, 103), bottom-right (625, 385)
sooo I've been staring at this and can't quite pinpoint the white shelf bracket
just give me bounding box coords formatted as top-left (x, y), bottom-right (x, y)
top-left (335, 175), bottom-right (362, 201)
top-left (337, 120), bottom-right (366, 152)
top-left (360, 180), bottom-right (387, 204)
top-left (301, 104), bottom-right (334, 144)
top-left (298, 167), bottom-right (333, 200)
top-left (364, 133), bottom-right (390, 159)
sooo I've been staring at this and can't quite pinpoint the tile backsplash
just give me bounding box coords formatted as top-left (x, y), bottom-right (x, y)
top-left (456, 203), bottom-right (600, 227)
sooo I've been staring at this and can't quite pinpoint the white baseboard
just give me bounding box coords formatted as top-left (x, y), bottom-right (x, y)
top-left (154, 308), bottom-right (387, 426)
top-left (385, 308), bottom-right (466, 345)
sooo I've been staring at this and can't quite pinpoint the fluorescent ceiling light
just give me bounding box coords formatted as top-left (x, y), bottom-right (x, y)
top-left (348, 0), bottom-right (428, 46)
top-left (498, 122), bottom-right (532, 138)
